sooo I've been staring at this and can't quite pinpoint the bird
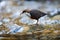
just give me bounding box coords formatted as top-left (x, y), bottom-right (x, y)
top-left (21, 9), bottom-right (47, 25)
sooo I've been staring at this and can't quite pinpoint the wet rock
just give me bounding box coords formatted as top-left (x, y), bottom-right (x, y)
top-left (38, 15), bottom-right (51, 25)
top-left (0, 30), bottom-right (6, 34)
top-left (3, 23), bottom-right (24, 34)
top-left (2, 18), bottom-right (10, 23)
top-left (52, 15), bottom-right (60, 20)
top-left (0, 21), bottom-right (3, 26)
top-left (38, 15), bottom-right (60, 26)
top-left (0, 1), bottom-right (7, 8)
top-left (10, 11), bottom-right (21, 20)
top-left (46, 8), bottom-right (58, 17)
top-left (20, 13), bottom-right (37, 25)
top-left (50, 24), bottom-right (60, 30)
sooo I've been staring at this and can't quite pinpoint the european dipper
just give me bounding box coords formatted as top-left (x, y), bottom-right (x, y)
top-left (21, 9), bottom-right (47, 25)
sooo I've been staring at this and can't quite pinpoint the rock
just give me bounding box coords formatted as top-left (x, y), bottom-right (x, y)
top-left (52, 15), bottom-right (60, 20)
top-left (2, 18), bottom-right (10, 23)
top-left (0, 1), bottom-right (7, 8)
top-left (10, 11), bottom-right (21, 19)
top-left (0, 30), bottom-right (6, 34)
top-left (38, 15), bottom-right (60, 26)
top-left (3, 23), bottom-right (29, 34)
top-left (23, 26), bottom-right (30, 32)
top-left (16, 27), bottom-right (24, 33)
top-left (44, 5), bottom-right (58, 17)
top-left (50, 24), bottom-right (60, 30)
top-left (5, 24), bottom-right (24, 34)
top-left (0, 22), bottom-right (3, 26)
top-left (19, 13), bottom-right (37, 25)
top-left (0, 31), bottom-right (3, 34)
top-left (38, 15), bottom-right (51, 25)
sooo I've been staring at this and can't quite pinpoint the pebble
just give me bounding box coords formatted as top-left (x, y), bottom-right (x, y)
top-left (2, 18), bottom-right (10, 23)
top-left (0, 22), bottom-right (3, 26)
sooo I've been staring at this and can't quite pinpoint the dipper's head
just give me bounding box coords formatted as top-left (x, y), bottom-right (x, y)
top-left (20, 9), bottom-right (31, 17)
top-left (21, 9), bottom-right (30, 14)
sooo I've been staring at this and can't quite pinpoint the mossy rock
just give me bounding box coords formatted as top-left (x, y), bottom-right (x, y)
top-left (52, 15), bottom-right (60, 20)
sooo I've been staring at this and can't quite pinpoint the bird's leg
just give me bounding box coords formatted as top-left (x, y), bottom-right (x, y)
top-left (36, 20), bottom-right (38, 26)
top-left (36, 20), bottom-right (40, 31)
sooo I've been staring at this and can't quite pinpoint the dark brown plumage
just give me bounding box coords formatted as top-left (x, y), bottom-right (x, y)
top-left (21, 9), bottom-right (47, 24)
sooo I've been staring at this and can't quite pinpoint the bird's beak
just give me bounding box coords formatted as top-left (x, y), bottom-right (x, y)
top-left (20, 12), bottom-right (23, 15)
